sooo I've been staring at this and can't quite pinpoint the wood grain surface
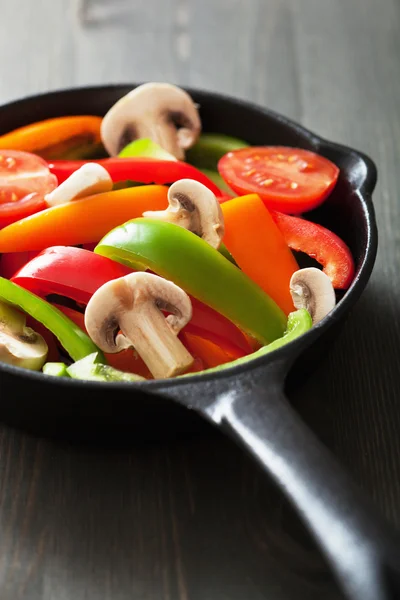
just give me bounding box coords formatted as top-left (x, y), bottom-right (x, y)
top-left (0, 0), bottom-right (399, 599)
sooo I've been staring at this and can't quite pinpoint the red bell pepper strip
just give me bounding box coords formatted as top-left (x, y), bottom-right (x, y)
top-left (188, 297), bottom-right (251, 356)
top-left (0, 250), bottom-right (40, 279)
top-left (12, 246), bottom-right (253, 356)
top-left (271, 211), bottom-right (355, 289)
top-left (12, 246), bottom-right (132, 303)
top-left (48, 157), bottom-right (224, 196)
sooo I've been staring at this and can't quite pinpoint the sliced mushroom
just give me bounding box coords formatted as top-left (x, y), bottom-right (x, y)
top-left (101, 82), bottom-right (201, 159)
top-left (143, 178), bottom-right (224, 248)
top-left (290, 267), bottom-right (336, 324)
top-left (0, 301), bottom-right (48, 370)
top-left (84, 272), bottom-right (194, 379)
top-left (45, 163), bottom-right (113, 207)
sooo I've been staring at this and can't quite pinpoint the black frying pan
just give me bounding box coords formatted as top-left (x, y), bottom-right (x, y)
top-left (0, 86), bottom-right (399, 600)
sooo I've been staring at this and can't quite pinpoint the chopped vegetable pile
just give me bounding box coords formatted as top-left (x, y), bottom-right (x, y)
top-left (0, 82), bottom-right (355, 382)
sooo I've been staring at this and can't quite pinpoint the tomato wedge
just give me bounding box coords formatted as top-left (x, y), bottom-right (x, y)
top-left (218, 147), bottom-right (339, 214)
top-left (0, 150), bottom-right (57, 227)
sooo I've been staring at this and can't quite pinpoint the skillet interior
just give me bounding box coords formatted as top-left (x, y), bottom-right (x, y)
top-left (0, 85), bottom-right (377, 441)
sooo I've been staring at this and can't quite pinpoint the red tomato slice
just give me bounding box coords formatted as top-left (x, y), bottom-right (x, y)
top-left (0, 150), bottom-right (57, 227)
top-left (218, 146), bottom-right (339, 214)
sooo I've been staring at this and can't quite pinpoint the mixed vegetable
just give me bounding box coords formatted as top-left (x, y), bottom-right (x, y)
top-left (0, 82), bottom-right (355, 382)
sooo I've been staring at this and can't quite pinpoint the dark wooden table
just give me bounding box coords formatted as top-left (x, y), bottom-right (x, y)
top-left (0, 1), bottom-right (400, 598)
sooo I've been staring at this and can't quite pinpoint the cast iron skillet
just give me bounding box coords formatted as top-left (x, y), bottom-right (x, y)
top-left (0, 85), bottom-right (399, 600)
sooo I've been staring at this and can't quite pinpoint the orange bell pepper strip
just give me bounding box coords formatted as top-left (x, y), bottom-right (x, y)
top-left (0, 185), bottom-right (168, 252)
top-left (221, 193), bottom-right (298, 315)
top-left (180, 332), bottom-right (235, 370)
top-left (0, 116), bottom-right (102, 159)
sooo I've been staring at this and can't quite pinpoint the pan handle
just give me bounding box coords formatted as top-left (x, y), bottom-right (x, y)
top-left (207, 370), bottom-right (400, 600)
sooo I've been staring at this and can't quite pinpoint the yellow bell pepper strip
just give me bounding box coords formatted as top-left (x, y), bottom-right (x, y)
top-left (221, 194), bottom-right (298, 315)
top-left (0, 116), bottom-right (103, 160)
top-left (0, 277), bottom-right (102, 361)
top-left (0, 186), bottom-right (168, 252)
top-left (95, 218), bottom-right (287, 345)
top-left (186, 309), bottom-right (312, 376)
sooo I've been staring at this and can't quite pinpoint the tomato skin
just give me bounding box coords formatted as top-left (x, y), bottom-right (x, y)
top-left (0, 150), bottom-right (57, 227)
top-left (218, 146), bottom-right (339, 214)
top-left (0, 193), bottom-right (47, 229)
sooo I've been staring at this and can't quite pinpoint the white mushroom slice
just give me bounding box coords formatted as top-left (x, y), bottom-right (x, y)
top-left (45, 163), bottom-right (113, 207)
top-left (290, 267), bottom-right (336, 325)
top-left (143, 179), bottom-right (225, 249)
top-left (0, 301), bottom-right (48, 370)
top-left (101, 82), bottom-right (201, 159)
top-left (84, 272), bottom-right (194, 379)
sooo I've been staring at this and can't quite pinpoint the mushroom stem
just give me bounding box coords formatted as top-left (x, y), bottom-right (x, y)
top-left (120, 305), bottom-right (193, 379)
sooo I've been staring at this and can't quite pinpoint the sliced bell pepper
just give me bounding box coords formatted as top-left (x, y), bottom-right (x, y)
top-left (48, 157), bottom-right (224, 196)
top-left (186, 133), bottom-right (249, 170)
top-left (118, 138), bottom-right (177, 161)
top-left (0, 277), bottom-right (101, 361)
top-left (188, 309), bottom-right (313, 376)
top-left (12, 247), bottom-right (252, 356)
top-left (180, 332), bottom-right (234, 369)
top-left (95, 218), bottom-right (287, 344)
top-left (0, 186), bottom-right (168, 252)
top-left (12, 246), bottom-right (133, 303)
top-left (221, 194), bottom-right (298, 315)
top-left (198, 168), bottom-right (234, 195)
top-left (1, 250), bottom-right (40, 279)
top-left (0, 116), bottom-right (103, 160)
top-left (188, 297), bottom-right (251, 355)
top-left (271, 211), bottom-right (355, 289)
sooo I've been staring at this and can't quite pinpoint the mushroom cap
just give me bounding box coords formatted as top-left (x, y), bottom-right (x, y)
top-left (84, 272), bottom-right (193, 354)
top-left (290, 267), bottom-right (336, 324)
top-left (143, 178), bottom-right (225, 248)
top-left (0, 302), bottom-right (48, 370)
top-left (101, 82), bottom-right (201, 159)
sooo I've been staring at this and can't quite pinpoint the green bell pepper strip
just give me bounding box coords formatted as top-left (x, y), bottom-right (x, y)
top-left (67, 353), bottom-right (145, 382)
top-left (0, 277), bottom-right (102, 362)
top-left (199, 168), bottom-right (235, 195)
top-left (119, 138), bottom-right (177, 161)
top-left (43, 362), bottom-right (70, 377)
top-left (186, 133), bottom-right (249, 170)
top-left (95, 218), bottom-right (287, 345)
top-left (189, 309), bottom-right (312, 376)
